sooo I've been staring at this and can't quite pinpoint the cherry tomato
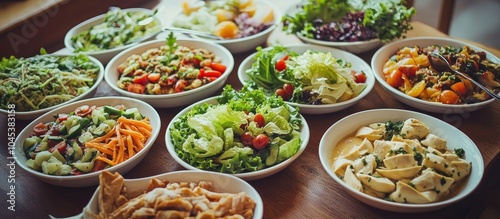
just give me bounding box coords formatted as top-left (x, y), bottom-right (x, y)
top-left (132, 73), bottom-right (149, 85)
top-left (275, 88), bottom-right (290, 100)
top-left (174, 79), bottom-right (188, 93)
top-left (147, 73), bottom-right (161, 83)
top-left (209, 62), bottom-right (227, 73)
top-left (241, 132), bottom-right (254, 146)
top-left (74, 105), bottom-right (94, 117)
top-left (283, 83), bottom-right (294, 96)
top-left (440, 90), bottom-right (460, 104)
top-left (275, 59), bottom-right (286, 71)
top-left (49, 141), bottom-right (67, 154)
top-left (56, 114), bottom-right (69, 123)
top-left (254, 113), bottom-right (265, 127)
top-left (450, 82), bottom-right (467, 96)
top-left (252, 134), bottom-right (270, 150)
top-left (33, 122), bottom-right (48, 136)
top-left (127, 83), bottom-right (146, 94)
top-left (386, 69), bottom-right (404, 88)
top-left (203, 70), bottom-right (222, 78)
top-left (353, 72), bottom-right (367, 83)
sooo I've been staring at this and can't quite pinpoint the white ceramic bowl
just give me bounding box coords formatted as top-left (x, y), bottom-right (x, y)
top-left (285, 3), bottom-right (382, 54)
top-left (104, 39), bottom-right (234, 108)
top-left (171, 0), bottom-right (281, 54)
top-left (238, 44), bottom-right (375, 114)
top-left (0, 54), bottom-right (104, 120)
top-left (318, 109), bottom-right (484, 213)
top-left (13, 96), bottom-right (161, 187)
top-left (371, 37), bottom-right (499, 114)
top-left (165, 96), bottom-right (310, 181)
top-left (64, 8), bottom-right (162, 64)
top-left (82, 170), bottom-right (263, 218)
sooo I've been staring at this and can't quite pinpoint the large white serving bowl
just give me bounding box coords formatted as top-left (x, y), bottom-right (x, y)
top-left (318, 109), bottom-right (484, 213)
top-left (165, 96), bottom-right (310, 181)
top-left (13, 96), bottom-right (161, 187)
top-left (285, 3), bottom-right (382, 54)
top-left (173, 0), bottom-right (281, 54)
top-left (64, 8), bottom-right (162, 64)
top-left (82, 170), bottom-right (264, 218)
top-left (371, 37), bottom-right (499, 114)
top-left (0, 54), bottom-right (104, 120)
top-left (238, 44), bottom-right (375, 114)
top-left (104, 39), bottom-right (234, 108)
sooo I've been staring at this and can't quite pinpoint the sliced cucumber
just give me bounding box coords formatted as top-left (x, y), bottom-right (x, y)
top-left (266, 145), bottom-right (279, 166)
top-left (23, 136), bottom-right (39, 150)
top-left (73, 159), bottom-right (95, 172)
top-left (72, 142), bottom-right (83, 161)
top-left (104, 105), bottom-right (122, 115)
top-left (58, 124), bottom-right (67, 135)
top-left (47, 135), bottom-right (64, 142)
top-left (41, 161), bottom-right (62, 175)
top-left (81, 148), bottom-right (98, 162)
top-left (55, 164), bottom-right (71, 175)
top-left (67, 124), bottom-right (82, 139)
top-left (79, 117), bottom-right (91, 128)
top-left (34, 151), bottom-right (52, 166)
top-left (78, 131), bottom-right (93, 143)
top-left (51, 149), bottom-right (67, 163)
top-left (26, 159), bottom-right (42, 171)
top-left (92, 123), bottom-right (110, 136)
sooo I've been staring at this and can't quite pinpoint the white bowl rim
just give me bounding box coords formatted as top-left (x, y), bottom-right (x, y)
top-left (0, 54), bottom-right (104, 116)
top-left (185, 0), bottom-right (282, 44)
top-left (165, 96), bottom-right (310, 180)
top-left (104, 38), bottom-right (234, 100)
top-left (371, 36), bottom-right (498, 110)
top-left (13, 96), bottom-right (161, 181)
top-left (319, 108), bottom-right (485, 210)
top-left (64, 8), bottom-right (162, 55)
top-left (238, 43), bottom-right (376, 110)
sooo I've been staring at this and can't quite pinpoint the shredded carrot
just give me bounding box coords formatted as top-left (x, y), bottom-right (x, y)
top-left (84, 117), bottom-right (153, 167)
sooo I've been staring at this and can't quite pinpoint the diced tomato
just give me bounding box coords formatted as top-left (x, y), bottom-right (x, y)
top-left (33, 122), bottom-right (48, 136)
top-left (252, 134), bottom-right (270, 150)
top-left (253, 113), bottom-right (265, 127)
top-left (398, 65), bottom-right (418, 78)
top-left (148, 73), bottom-right (161, 83)
top-left (91, 159), bottom-right (107, 172)
top-left (353, 72), bottom-right (367, 83)
top-left (167, 75), bottom-right (178, 85)
top-left (241, 132), bottom-right (254, 146)
top-left (49, 141), bottom-right (67, 154)
top-left (74, 105), bottom-right (95, 117)
top-left (197, 69), bottom-right (205, 79)
top-left (450, 82), bottom-right (467, 96)
top-left (203, 70), bottom-right (222, 78)
top-left (174, 79), bottom-right (188, 93)
top-left (127, 83), bottom-right (146, 94)
top-left (275, 59), bottom-right (286, 71)
top-left (209, 62), bottom-right (227, 73)
top-left (133, 73), bottom-right (149, 85)
top-left (56, 114), bottom-right (69, 123)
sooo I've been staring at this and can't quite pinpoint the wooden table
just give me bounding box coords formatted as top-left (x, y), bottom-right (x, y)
top-left (1, 1), bottom-right (499, 218)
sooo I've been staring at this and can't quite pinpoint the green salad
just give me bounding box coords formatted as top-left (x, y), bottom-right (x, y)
top-left (245, 45), bottom-right (367, 104)
top-left (71, 8), bottom-right (160, 52)
top-left (169, 85), bottom-right (303, 174)
top-left (0, 52), bottom-right (100, 112)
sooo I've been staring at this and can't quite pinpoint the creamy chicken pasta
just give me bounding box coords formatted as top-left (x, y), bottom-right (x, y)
top-left (331, 118), bottom-right (471, 204)
top-left (84, 171), bottom-right (256, 219)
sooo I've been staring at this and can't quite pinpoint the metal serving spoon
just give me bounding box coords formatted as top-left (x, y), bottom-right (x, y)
top-left (428, 52), bottom-right (500, 101)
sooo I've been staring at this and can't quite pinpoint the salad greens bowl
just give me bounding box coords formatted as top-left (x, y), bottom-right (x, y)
top-left (13, 96), bottom-right (161, 187)
top-left (64, 8), bottom-right (162, 64)
top-left (0, 53), bottom-right (104, 120)
top-left (165, 86), bottom-right (310, 181)
top-left (238, 44), bottom-right (375, 114)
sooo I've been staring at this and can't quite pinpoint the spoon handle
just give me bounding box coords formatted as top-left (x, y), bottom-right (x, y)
top-left (430, 53), bottom-right (500, 101)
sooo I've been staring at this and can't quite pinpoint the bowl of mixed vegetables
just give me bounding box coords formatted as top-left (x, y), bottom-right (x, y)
top-left (64, 7), bottom-right (162, 64)
top-left (166, 85), bottom-right (310, 181)
top-left (238, 44), bottom-right (375, 114)
top-left (282, 0), bottom-right (415, 53)
top-left (13, 96), bottom-right (161, 187)
top-left (371, 37), bottom-right (500, 113)
top-left (105, 34), bottom-right (234, 108)
top-left (171, 0), bottom-right (280, 54)
top-left (0, 52), bottom-right (104, 120)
